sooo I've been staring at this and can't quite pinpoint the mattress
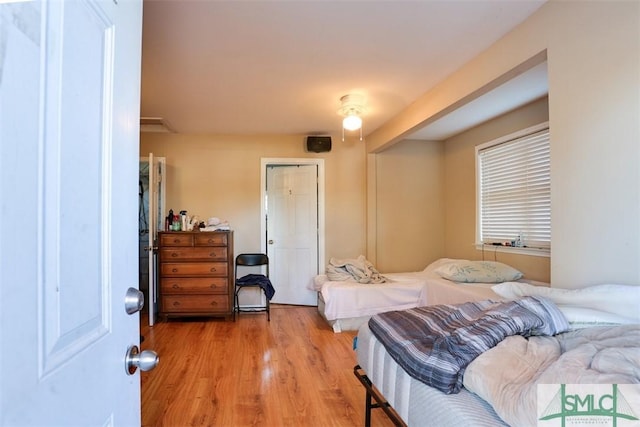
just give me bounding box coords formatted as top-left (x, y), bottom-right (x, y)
top-left (317, 292), bottom-right (371, 333)
top-left (356, 322), bottom-right (508, 426)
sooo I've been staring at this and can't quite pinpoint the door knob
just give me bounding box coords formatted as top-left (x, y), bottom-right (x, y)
top-left (125, 345), bottom-right (159, 375)
top-left (124, 287), bottom-right (144, 314)
top-left (268, 239), bottom-right (274, 244)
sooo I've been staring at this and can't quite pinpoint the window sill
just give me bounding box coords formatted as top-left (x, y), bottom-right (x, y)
top-left (475, 244), bottom-right (550, 258)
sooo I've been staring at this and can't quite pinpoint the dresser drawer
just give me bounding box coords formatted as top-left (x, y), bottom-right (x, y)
top-left (162, 295), bottom-right (229, 313)
top-left (160, 247), bottom-right (228, 262)
top-left (159, 233), bottom-right (194, 247)
top-left (161, 277), bottom-right (228, 294)
top-left (161, 262), bottom-right (228, 277)
top-left (195, 233), bottom-right (228, 246)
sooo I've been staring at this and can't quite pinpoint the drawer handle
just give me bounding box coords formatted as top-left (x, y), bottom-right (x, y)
top-left (210, 301), bottom-right (217, 306)
top-left (172, 301), bottom-right (180, 306)
top-left (210, 267), bottom-right (217, 273)
top-left (208, 239), bottom-right (215, 244)
top-left (209, 252), bottom-right (216, 257)
top-left (172, 268), bottom-right (178, 273)
top-left (171, 253), bottom-right (178, 257)
top-left (173, 239), bottom-right (180, 244)
top-left (209, 283), bottom-right (217, 288)
top-left (172, 284), bottom-right (180, 289)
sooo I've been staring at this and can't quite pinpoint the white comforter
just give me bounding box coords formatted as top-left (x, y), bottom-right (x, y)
top-left (463, 324), bottom-right (640, 427)
top-left (319, 271), bottom-right (432, 320)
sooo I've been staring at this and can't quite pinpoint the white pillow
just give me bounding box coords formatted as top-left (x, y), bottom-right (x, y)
top-left (492, 282), bottom-right (640, 322)
top-left (557, 306), bottom-right (637, 329)
top-left (434, 260), bottom-right (523, 283)
top-left (423, 258), bottom-right (465, 272)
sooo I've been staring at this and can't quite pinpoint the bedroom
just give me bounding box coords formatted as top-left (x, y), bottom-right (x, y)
top-left (139, 1), bottom-right (639, 422)
top-left (140, 0), bottom-right (639, 287)
top-left (1, 0), bottom-right (638, 425)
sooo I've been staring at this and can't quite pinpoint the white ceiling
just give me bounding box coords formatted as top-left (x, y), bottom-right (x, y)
top-left (140, 0), bottom-right (548, 140)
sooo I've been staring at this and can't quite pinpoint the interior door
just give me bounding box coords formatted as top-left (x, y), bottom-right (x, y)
top-left (266, 164), bottom-right (319, 306)
top-left (0, 1), bottom-right (146, 425)
top-left (147, 153), bottom-right (157, 326)
top-left (145, 153), bottom-right (165, 326)
top-left (139, 155), bottom-right (165, 327)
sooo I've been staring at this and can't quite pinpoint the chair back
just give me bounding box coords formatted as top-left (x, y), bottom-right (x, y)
top-left (235, 253), bottom-right (269, 277)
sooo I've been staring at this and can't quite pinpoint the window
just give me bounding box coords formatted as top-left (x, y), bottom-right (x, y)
top-left (476, 123), bottom-right (550, 253)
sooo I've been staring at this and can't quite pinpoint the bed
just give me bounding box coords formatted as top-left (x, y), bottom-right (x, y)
top-left (354, 282), bottom-right (640, 426)
top-left (313, 258), bottom-right (547, 332)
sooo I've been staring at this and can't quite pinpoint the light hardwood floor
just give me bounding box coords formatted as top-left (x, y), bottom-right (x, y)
top-left (140, 305), bottom-right (396, 427)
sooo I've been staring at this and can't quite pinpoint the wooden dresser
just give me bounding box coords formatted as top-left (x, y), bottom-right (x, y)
top-left (158, 231), bottom-right (234, 319)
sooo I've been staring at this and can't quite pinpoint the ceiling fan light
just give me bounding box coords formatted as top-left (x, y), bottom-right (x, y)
top-left (343, 114), bottom-right (362, 131)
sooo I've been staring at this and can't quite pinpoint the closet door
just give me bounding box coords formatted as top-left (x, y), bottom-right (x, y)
top-left (265, 164), bottom-right (319, 306)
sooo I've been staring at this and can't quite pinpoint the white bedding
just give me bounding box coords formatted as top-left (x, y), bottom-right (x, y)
top-left (463, 324), bottom-right (640, 427)
top-left (421, 275), bottom-right (500, 305)
top-left (319, 271), bottom-right (432, 321)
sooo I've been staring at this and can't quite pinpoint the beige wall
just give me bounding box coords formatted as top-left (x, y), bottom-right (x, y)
top-left (366, 1), bottom-right (640, 288)
top-left (443, 97), bottom-right (550, 282)
top-left (140, 133), bottom-right (367, 261)
top-left (374, 139), bottom-right (444, 272)
top-left (544, 2), bottom-right (639, 287)
top-left (371, 99), bottom-right (550, 281)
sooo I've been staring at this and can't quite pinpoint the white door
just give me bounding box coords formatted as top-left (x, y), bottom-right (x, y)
top-left (0, 1), bottom-right (147, 425)
top-left (147, 153), bottom-right (158, 327)
top-left (265, 163), bottom-right (322, 306)
top-left (141, 154), bottom-right (165, 327)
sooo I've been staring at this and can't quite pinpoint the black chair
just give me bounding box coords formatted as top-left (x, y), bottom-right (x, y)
top-left (234, 253), bottom-right (273, 321)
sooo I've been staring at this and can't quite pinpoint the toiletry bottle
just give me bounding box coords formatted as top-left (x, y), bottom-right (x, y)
top-left (167, 209), bottom-right (174, 231)
top-left (180, 210), bottom-right (187, 232)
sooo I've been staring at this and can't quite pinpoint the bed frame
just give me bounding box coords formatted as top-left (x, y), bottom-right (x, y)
top-left (353, 365), bottom-right (406, 427)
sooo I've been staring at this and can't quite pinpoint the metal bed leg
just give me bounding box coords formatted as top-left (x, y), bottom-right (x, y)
top-left (353, 365), bottom-right (407, 427)
top-left (365, 388), bottom-right (372, 427)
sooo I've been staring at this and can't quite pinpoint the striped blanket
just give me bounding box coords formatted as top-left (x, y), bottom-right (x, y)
top-left (368, 297), bottom-right (569, 394)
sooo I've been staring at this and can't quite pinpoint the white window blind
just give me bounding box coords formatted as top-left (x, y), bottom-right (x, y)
top-left (477, 126), bottom-right (550, 249)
